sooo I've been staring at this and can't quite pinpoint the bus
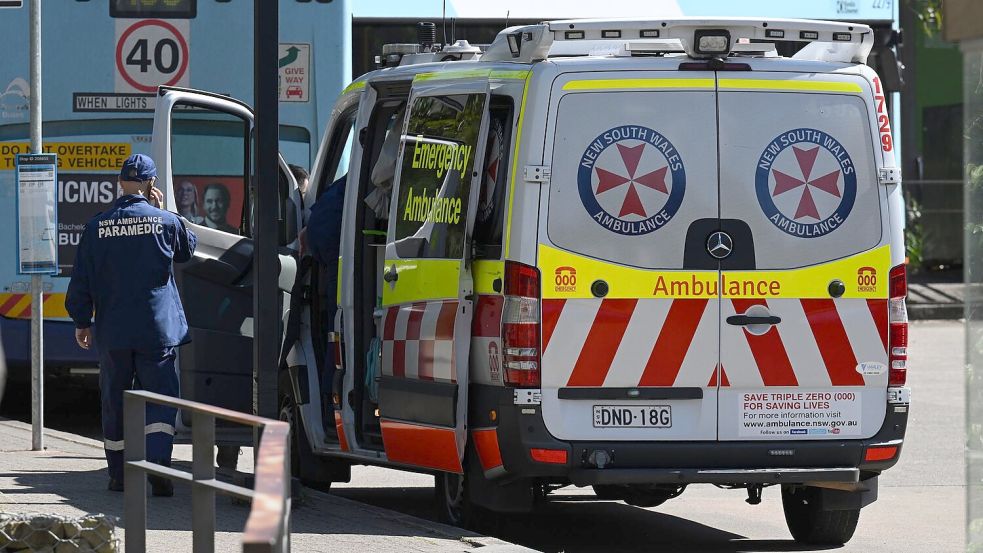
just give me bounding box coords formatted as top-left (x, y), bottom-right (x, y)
top-left (0, 0), bottom-right (351, 382)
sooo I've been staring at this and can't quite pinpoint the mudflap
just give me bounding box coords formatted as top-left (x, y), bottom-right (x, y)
top-left (795, 476), bottom-right (879, 511)
top-left (466, 441), bottom-right (536, 514)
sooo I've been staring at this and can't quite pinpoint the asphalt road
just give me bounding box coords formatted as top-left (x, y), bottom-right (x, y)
top-left (2, 320), bottom-right (964, 551)
top-left (331, 320), bottom-right (966, 552)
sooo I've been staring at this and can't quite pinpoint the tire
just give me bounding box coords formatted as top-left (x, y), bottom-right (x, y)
top-left (278, 397), bottom-right (303, 479)
top-left (279, 394), bottom-right (350, 491)
top-left (435, 469), bottom-right (474, 528)
top-left (782, 485), bottom-right (860, 545)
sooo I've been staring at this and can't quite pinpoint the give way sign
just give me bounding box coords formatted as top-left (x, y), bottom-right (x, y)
top-left (115, 19), bottom-right (190, 93)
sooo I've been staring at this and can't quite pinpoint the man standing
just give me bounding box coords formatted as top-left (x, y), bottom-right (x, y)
top-left (66, 154), bottom-right (197, 495)
top-left (202, 183), bottom-right (238, 233)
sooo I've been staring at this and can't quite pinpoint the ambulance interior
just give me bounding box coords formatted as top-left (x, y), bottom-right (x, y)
top-left (330, 80), bottom-right (516, 450)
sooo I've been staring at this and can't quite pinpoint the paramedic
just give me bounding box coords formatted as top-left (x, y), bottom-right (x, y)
top-left (299, 174), bottom-right (346, 414)
top-left (66, 154), bottom-right (197, 495)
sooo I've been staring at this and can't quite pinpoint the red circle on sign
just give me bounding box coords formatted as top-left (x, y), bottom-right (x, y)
top-left (115, 19), bottom-right (190, 93)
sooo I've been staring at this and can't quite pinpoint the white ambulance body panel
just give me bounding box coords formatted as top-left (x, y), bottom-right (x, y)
top-left (532, 56), bottom-right (898, 443)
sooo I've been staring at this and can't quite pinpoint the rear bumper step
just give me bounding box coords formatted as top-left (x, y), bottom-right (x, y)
top-left (568, 467), bottom-right (859, 486)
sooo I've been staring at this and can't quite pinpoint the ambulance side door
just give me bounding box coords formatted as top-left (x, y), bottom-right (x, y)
top-left (152, 89), bottom-right (297, 422)
top-left (377, 80), bottom-right (490, 473)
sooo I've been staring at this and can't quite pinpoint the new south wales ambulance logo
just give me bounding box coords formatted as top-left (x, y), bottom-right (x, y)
top-left (578, 125), bottom-right (686, 236)
top-left (755, 128), bottom-right (857, 238)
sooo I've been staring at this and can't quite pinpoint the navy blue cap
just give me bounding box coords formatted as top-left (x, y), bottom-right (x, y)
top-left (120, 153), bottom-right (157, 182)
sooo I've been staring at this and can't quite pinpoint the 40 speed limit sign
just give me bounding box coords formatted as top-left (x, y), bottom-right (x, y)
top-left (115, 19), bottom-right (190, 93)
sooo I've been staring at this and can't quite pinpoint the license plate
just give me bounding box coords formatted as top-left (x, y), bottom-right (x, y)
top-left (592, 405), bottom-right (672, 428)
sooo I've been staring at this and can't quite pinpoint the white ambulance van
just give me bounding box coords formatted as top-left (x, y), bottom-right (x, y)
top-left (155, 17), bottom-right (911, 546)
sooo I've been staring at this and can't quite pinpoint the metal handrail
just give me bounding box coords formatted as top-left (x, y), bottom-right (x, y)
top-left (123, 390), bottom-right (290, 553)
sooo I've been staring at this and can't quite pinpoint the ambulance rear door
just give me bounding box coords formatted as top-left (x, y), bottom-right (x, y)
top-left (715, 74), bottom-right (890, 441)
top-left (540, 72), bottom-right (720, 442)
top-left (377, 78), bottom-right (490, 473)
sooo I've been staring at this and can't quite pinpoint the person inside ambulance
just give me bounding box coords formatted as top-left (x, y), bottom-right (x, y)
top-left (363, 105), bottom-right (406, 219)
top-left (299, 172), bottom-right (347, 422)
top-left (66, 154), bottom-right (197, 495)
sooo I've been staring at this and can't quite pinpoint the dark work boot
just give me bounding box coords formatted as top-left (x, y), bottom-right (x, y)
top-left (107, 478), bottom-right (124, 492)
top-left (149, 475), bottom-right (174, 497)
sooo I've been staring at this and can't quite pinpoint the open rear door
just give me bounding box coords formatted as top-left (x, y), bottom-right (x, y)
top-left (377, 79), bottom-right (490, 473)
top-left (152, 89), bottom-right (298, 428)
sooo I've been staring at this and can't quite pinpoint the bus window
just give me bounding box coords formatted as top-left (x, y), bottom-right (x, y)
top-left (278, 124), bottom-right (312, 171)
top-left (170, 107), bottom-right (249, 235)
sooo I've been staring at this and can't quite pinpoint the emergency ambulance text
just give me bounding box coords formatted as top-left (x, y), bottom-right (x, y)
top-left (401, 187), bottom-right (463, 225)
top-left (411, 138), bottom-right (473, 179)
top-left (651, 274), bottom-right (781, 297)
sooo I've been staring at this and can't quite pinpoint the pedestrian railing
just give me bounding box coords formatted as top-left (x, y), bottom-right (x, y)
top-left (123, 390), bottom-right (291, 553)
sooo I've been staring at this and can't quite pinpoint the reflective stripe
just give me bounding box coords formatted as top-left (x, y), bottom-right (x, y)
top-left (381, 259), bottom-right (461, 306)
top-left (413, 68), bottom-right (531, 83)
top-left (337, 256), bottom-right (343, 304)
top-left (562, 78), bottom-right (715, 91)
top-left (473, 260), bottom-right (504, 295)
top-left (503, 72), bottom-right (531, 258)
top-left (0, 292), bottom-right (70, 319)
top-left (539, 244), bottom-right (890, 300)
top-left (718, 78), bottom-right (863, 94)
top-left (104, 438), bottom-right (125, 451)
top-left (145, 422), bottom-right (175, 435)
top-left (342, 80), bottom-right (366, 95)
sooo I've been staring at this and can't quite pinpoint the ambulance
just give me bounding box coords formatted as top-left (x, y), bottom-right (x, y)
top-left (154, 17), bottom-right (911, 546)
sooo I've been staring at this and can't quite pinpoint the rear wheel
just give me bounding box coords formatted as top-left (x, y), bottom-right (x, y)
top-left (435, 470), bottom-right (474, 528)
top-left (782, 485), bottom-right (860, 545)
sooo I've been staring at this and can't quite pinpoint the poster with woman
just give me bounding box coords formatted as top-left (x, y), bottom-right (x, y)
top-left (173, 176), bottom-right (244, 234)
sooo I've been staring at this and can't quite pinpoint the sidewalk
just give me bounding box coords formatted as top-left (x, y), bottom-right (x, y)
top-left (0, 419), bottom-right (530, 552)
top-left (908, 281), bottom-right (970, 320)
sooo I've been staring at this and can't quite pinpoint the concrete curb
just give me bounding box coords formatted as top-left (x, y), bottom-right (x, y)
top-left (0, 418), bottom-right (533, 552)
top-left (908, 304), bottom-right (963, 320)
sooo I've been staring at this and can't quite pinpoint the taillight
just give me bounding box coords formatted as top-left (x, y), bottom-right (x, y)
top-left (888, 264), bottom-right (907, 386)
top-left (503, 261), bottom-right (541, 387)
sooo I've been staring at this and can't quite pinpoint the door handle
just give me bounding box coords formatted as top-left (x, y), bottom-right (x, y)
top-left (383, 265), bottom-right (399, 283)
top-left (726, 315), bottom-right (781, 326)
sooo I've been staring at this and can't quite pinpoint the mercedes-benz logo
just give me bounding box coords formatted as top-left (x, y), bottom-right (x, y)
top-left (706, 231), bottom-right (733, 259)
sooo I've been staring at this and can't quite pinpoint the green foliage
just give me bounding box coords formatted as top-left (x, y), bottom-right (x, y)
top-left (908, 0), bottom-right (944, 36)
top-left (905, 194), bottom-right (925, 272)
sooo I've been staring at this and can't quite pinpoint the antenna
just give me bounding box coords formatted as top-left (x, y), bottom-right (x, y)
top-left (506, 10), bottom-right (510, 29)
top-left (442, 0), bottom-right (448, 46)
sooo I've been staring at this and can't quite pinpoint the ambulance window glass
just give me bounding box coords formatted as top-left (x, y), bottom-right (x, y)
top-left (361, 99), bottom-right (407, 227)
top-left (170, 106), bottom-right (249, 236)
top-left (315, 107), bottom-right (358, 200)
top-left (473, 98), bottom-right (514, 259)
top-left (392, 93), bottom-right (484, 259)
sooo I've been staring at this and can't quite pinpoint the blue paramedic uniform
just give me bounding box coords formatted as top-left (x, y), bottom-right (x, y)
top-left (66, 162), bottom-right (196, 483)
top-left (306, 175), bottom-right (346, 402)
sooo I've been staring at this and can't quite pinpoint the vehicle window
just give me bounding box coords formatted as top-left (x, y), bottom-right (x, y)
top-left (473, 98), bottom-right (514, 260)
top-left (547, 89), bottom-right (718, 269)
top-left (278, 125), bottom-right (311, 169)
top-left (170, 106), bottom-right (249, 236)
top-left (391, 92), bottom-right (485, 259)
top-left (315, 107), bottom-right (358, 198)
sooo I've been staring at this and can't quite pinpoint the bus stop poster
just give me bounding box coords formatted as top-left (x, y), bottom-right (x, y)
top-left (55, 174), bottom-right (244, 277)
top-left (172, 176), bottom-right (245, 234)
top-left (16, 154), bottom-right (59, 275)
